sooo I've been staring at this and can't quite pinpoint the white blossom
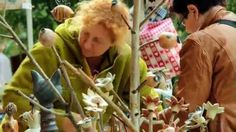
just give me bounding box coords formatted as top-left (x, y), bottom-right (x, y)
top-left (95, 72), bottom-right (115, 91)
top-left (82, 89), bottom-right (112, 113)
top-left (203, 101), bottom-right (224, 120)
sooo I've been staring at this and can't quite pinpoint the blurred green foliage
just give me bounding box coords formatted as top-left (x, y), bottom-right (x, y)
top-left (0, 9), bottom-right (27, 57)
top-left (0, 0), bottom-right (236, 57)
top-left (0, 0), bottom-right (79, 57)
top-left (227, 0), bottom-right (236, 13)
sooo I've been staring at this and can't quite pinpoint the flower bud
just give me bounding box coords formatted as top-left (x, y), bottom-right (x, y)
top-left (38, 28), bottom-right (56, 47)
top-left (51, 5), bottom-right (74, 23)
top-left (159, 32), bottom-right (178, 49)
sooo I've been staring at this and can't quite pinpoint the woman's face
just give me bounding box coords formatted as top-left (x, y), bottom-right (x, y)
top-left (79, 23), bottom-right (113, 58)
top-left (180, 4), bottom-right (203, 34)
top-left (181, 12), bottom-right (199, 33)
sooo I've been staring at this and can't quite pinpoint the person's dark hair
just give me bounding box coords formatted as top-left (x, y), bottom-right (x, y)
top-left (172, 0), bottom-right (226, 16)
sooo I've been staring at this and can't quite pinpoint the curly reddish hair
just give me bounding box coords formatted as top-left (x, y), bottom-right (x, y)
top-left (70, 0), bottom-right (130, 49)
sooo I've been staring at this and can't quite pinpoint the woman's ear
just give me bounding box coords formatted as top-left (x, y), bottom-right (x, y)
top-left (187, 4), bottom-right (199, 20)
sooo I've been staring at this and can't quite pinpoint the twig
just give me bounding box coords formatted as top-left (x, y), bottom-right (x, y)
top-left (66, 109), bottom-right (80, 130)
top-left (120, 14), bottom-right (135, 34)
top-left (3, 7), bottom-right (6, 18)
top-left (112, 113), bottom-right (128, 132)
top-left (0, 15), bottom-right (66, 104)
top-left (0, 34), bottom-right (14, 39)
top-left (169, 112), bottom-right (177, 125)
top-left (132, 80), bottom-right (147, 94)
top-left (110, 89), bottom-right (130, 113)
top-left (98, 112), bottom-right (104, 132)
top-left (139, 0), bottom-right (165, 28)
top-left (17, 90), bottom-right (68, 117)
top-left (111, 3), bottom-right (135, 34)
top-left (148, 112), bottom-right (153, 132)
top-left (63, 60), bottom-right (137, 131)
top-left (0, 20), bottom-right (8, 29)
top-left (139, 38), bottom-right (159, 49)
top-left (52, 45), bottom-right (85, 118)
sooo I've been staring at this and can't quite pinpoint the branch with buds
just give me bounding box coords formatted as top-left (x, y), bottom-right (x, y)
top-left (38, 27), bottom-right (85, 119)
top-left (0, 15), bottom-right (66, 105)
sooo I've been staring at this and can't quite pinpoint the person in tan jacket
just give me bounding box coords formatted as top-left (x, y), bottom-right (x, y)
top-left (171, 0), bottom-right (236, 131)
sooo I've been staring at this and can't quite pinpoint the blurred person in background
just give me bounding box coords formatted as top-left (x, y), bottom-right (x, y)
top-left (171, 0), bottom-right (236, 131)
top-left (0, 44), bottom-right (12, 98)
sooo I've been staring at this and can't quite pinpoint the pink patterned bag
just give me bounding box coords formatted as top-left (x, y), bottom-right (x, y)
top-left (140, 18), bottom-right (181, 78)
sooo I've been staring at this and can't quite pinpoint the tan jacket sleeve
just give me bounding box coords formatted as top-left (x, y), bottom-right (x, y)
top-left (175, 38), bottom-right (212, 112)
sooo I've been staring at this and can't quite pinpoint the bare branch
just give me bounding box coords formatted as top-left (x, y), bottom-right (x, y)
top-left (139, 38), bottom-right (159, 49)
top-left (63, 60), bottom-right (136, 131)
top-left (0, 14), bottom-right (66, 104)
top-left (17, 90), bottom-right (68, 117)
top-left (0, 34), bottom-right (13, 39)
top-left (52, 45), bottom-right (85, 118)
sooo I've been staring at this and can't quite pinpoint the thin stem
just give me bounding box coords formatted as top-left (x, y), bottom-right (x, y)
top-left (111, 89), bottom-right (130, 113)
top-left (169, 112), bottom-right (177, 126)
top-left (112, 113), bottom-right (128, 132)
top-left (0, 20), bottom-right (8, 29)
top-left (52, 45), bottom-right (85, 118)
top-left (120, 14), bottom-right (135, 34)
top-left (0, 15), bottom-right (66, 104)
top-left (17, 90), bottom-right (67, 116)
top-left (0, 34), bottom-right (14, 39)
top-left (63, 60), bottom-right (136, 131)
top-left (111, 5), bottom-right (135, 34)
top-left (139, 38), bottom-right (159, 49)
top-left (132, 80), bottom-right (147, 94)
top-left (98, 112), bottom-right (104, 132)
top-left (67, 112), bottom-right (80, 130)
top-left (3, 6), bottom-right (6, 18)
top-left (148, 112), bottom-right (153, 132)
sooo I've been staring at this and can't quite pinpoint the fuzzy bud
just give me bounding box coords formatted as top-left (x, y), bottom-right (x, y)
top-left (38, 28), bottom-right (56, 47)
top-left (51, 5), bottom-right (74, 23)
top-left (159, 32), bottom-right (178, 49)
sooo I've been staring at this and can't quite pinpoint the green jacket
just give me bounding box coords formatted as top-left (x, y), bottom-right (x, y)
top-left (3, 19), bottom-right (160, 130)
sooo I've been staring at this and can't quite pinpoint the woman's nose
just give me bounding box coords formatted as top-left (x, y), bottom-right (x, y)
top-left (84, 38), bottom-right (93, 50)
